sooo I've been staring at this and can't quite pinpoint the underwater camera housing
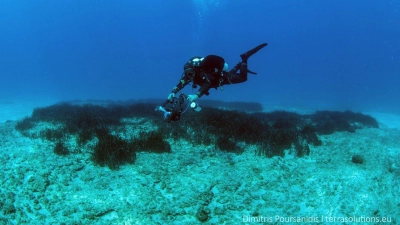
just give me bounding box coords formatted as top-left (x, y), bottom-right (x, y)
top-left (156, 93), bottom-right (187, 122)
top-left (156, 105), bottom-right (181, 122)
top-left (156, 93), bottom-right (201, 122)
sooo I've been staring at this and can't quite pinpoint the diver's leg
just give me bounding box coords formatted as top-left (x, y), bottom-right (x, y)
top-left (236, 43), bottom-right (268, 75)
top-left (228, 62), bottom-right (241, 74)
top-left (224, 43), bottom-right (267, 85)
top-left (225, 62), bottom-right (247, 84)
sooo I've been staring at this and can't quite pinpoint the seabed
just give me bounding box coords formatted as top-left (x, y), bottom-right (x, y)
top-left (0, 100), bottom-right (399, 224)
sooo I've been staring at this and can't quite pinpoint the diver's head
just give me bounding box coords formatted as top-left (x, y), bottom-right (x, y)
top-left (183, 56), bottom-right (203, 77)
top-left (184, 56), bottom-right (203, 70)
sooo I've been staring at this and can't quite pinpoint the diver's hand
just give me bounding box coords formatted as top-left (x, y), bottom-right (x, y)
top-left (187, 94), bottom-right (199, 102)
top-left (167, 93), bottom-right (175, 101)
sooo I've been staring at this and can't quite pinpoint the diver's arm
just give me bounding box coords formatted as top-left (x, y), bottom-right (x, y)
top-left (168, 75), bottom-right (190, 100)
top-left (171, 72), bottom-right (192, 94)
top-left (172, 78), bottom-right (189, 94)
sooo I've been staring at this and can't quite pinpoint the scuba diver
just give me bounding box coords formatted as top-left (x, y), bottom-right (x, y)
top-left (157, 42), bottom-right (267, 122)
top-left (167, 43), bottom-right (268, 102)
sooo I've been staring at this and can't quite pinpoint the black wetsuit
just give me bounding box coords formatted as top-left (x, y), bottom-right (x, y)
top-left (171, 55), bottom-right (248, 97)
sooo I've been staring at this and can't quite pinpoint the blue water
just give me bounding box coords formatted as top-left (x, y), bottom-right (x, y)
top-left (1, 0), bottom-right (399, 113)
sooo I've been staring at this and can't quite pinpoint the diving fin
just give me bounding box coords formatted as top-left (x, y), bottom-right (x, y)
top-left (240, 43), bottom-right (268, 63)
top-left (247, 69), bottom-right (257, 75)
